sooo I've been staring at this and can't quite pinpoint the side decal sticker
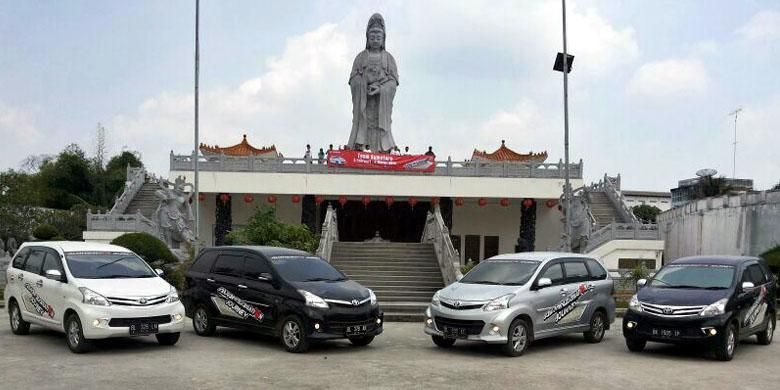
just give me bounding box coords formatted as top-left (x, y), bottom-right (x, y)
top-left (24, 283), bottom-right (55, 319)
top-left (744, 286), bottom-right (768, 328)
top-left (543, 283), bottom-right (594, 324)
top-left (212, 287), bottom-right (264, 322)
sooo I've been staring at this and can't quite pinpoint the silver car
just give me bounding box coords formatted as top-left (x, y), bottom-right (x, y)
top-left (424, 252), bottom-right (616, 356)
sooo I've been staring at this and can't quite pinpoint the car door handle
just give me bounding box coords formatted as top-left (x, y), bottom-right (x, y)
top-left (560, 288), bottom-right (568, 296)
top-left (206, 278), bottom-right (215, 283)
top-left (237, 284), bottom-right (248, 289)
top-left (36, 280), bottom-right (43, 288)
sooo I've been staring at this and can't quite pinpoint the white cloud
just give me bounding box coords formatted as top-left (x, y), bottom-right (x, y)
top-left (0, 101), bottom-right (42, 169)
top-left (737, 10), bottom-right (780, 41)
top-left (626, 59), bottom-right (710, 101)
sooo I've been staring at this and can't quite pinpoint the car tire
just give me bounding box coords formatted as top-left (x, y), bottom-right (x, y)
top-left (192, 304), bottom-right (216, 337)
top-left (348, 335), bottom-right (375, 347)
top-left (156, 332), bottom-right (181, 346)
top-left (432, 335), bottom-right (456, 348)
top-left (713, 322), bottom-right (737, 361)
top-left (9, 301), bottom-right (31, 335)
top-left (757, 315), bottom-right (775, 346)
top-left (502, 318), bottom-right (531, 357)
top-left (625, 337), bottom-right (646, 352)
top-left (65, 313), bottom-right (93, 354)
top-left (279, 315), bottom-right (310, 353)
top-left (584, 310), bottom-right (607, 343)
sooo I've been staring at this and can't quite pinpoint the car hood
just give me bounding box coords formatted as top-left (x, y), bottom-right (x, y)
top-left (290, 280), bottom-right (370, 301)
top-left (637, 286), bottom-right (731, 306)
top-left (439, 282), bottom-right (521, 301)
top-left (77, 277), bottom-right (172, 297)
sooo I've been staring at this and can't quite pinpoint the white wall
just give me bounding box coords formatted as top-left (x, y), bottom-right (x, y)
top-left (587, 239), bottom-right (665, 270)
top-left (83, 231), bottom-right (130, 244)
top-left (535, 205), bottom-right (564, 251)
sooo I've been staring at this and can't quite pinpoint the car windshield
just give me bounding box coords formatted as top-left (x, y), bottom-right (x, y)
top-left (649, 264), bottom-right (735, 289)
top-left (459, 259), bottom-right (540, 285)
top-left (65, 251), bottom-right (158, 279)
top-left (270, 256), bottom-right (346, 282)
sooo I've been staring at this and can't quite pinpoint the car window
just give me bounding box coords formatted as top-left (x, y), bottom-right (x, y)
top-left (459, 259), bottom-right (541, 286)
top-left (212, 254), bottom-right (244, 277)
top-left (40, 251), bottom-right (64, 275)
top-left (244, 257), bottom-right (271, 280)
top-left (23, 250), bottom-right (45, 274)
top-left (65, 252), bottom-right (157, 279)
top-left (564, 261), bottom-right (590, 283)
top-left (539, 263), bottom-right (565, 286)
top-left (190, 251), bottom-right (218, 273)
top-left (585, 259), bottom-right (607, 280)
top-left (758, 262), bottom-right (774, 282)
top-left (269, 256), bottom-right (346, 282)
top-left (12, 247), bottom-right (30, 269)
top-left (747, 264), bottom-right (767, 285)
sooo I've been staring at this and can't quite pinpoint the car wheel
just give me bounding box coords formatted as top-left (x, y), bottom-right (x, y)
top-left (431, 335), bottom-right (456, 348)
top-left (65, 313), bottom-right (93, 354)
top-left (156, 332), bottom-right (181, 346)
top-left (502, 318), bottom-right (531, 357)
top-left (584, 310), bottom-right (607, 343)
top-left (280, 315), bottom-right (310, 353)
top-left (9, 301), bottom-right (30, 335)
top-left (757, 315), bottom-right (775, 345)
top-left (348, 335), bottom-right (375, 347)
top-left (714, 322), bottom-right (737, 361)
top-left (625, 337), bottom-right (646, 352)
top-left (192, 305), bottom-right (216, 337)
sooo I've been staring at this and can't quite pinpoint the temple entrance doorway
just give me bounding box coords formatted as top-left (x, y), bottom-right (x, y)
top-left (335, 200), bottom-right (429, 242)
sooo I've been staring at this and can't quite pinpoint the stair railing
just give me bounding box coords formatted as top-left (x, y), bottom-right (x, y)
top-left (421, 205), bottom-right (461, 285)
top-left (602, 173), bottom-right (639, 224)
top-left (109, 167), bottom-right (147, 215)
top-left (316, 204), bottom-right (339, 262)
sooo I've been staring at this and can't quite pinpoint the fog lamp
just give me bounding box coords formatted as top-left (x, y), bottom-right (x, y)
top-left (491, 325), bottom-right (500, 334)
top-left (92, 319), bottom-right (100, 327)
top-left (376, 318), bottom-right (382, 325)
top-left (701, 327), bottom-right (717, 336)
top-left (426, 318), bottom-right (433, 326)
top-left (626, 321), bottom-right (636, 329)
top-left (172, 313), bottom-right (183, 322)
top-left (314, 323), bottom-right (321, 330)
top-left (92, 318), bottom-right (109, 328)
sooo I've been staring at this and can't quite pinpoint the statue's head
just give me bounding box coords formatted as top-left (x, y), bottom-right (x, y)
top-left (365, 13), bottom-right (386, 50)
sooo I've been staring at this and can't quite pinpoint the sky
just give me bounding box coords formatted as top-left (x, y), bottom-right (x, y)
top-left (1, 0), bottom-right (779, 191)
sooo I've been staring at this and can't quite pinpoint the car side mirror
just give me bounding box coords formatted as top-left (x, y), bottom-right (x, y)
top-left (155, 268), bottom-right (164, 276)
top-left (741, 281), bottom-right (755, 291)
top-left (257, 272), bottom-right (273, 282)
top-left (636, 279), bottom-right (647, 288)
top-left (44, 269), bottom-right (63, 282)
top-left (537, 278), bottom-right (552, 288)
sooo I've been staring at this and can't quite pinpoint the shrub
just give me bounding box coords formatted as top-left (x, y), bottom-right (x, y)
top-left (632, 204), bottom-right (662, 223)
top-left (761, 245), bottom-right (780, 274)
top-left (461, 259), bottom-right (478, 274)
top-left (227, 206), bottom-right (318, 252)
top-left (111, 233), bottom-right (178, 265)
top-left (33, 224), bottom-right (60, 240)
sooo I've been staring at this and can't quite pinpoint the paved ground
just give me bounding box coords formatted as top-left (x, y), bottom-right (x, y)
top-left (1, 311), bottom-right (778, 390)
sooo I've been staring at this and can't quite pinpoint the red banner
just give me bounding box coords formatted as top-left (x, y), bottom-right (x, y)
top-left (327, 150), bottom-right (435, 172)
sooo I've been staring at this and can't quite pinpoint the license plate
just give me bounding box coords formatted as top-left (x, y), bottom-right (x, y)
top-left (443, 326), bottom-right (468, 338)
top-left (345, 325), bottom-right (367, 336)
top-left (651, 328), bottom-right (681, 338)
top-left (129, 322), bottom-right (159, 336)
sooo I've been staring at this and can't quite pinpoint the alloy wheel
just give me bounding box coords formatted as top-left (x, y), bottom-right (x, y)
top-left (68, 320), bottom-right (81, 347)
top-left (194, 309), bottom-right (208, 333)
top-left (512, 324), bottom-right (527, 352)
top-left (283, 321), bottom-right (301, 349)
top-left (11, 305), bottom-right (21, 331)
top-left (726, 327), bottom-right (735, 356)
top-left (768, 320), bottom-right (774, 343)
top-left (592, 315), bottom-right (605, 340)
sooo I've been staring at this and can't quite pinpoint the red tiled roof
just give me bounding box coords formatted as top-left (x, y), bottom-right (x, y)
top-left (471, 141), bottom-right (547, 163)
top-left (200, 134), bottom-right (277, 156)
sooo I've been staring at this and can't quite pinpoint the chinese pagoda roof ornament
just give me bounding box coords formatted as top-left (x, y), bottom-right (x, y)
top-left (471, 140), bottom-right (548, 163)
top-left (199, 134), bottom-right (278, 157)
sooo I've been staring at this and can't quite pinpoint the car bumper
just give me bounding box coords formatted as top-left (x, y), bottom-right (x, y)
top-left (423, 305), bottom-right (510, 344)
top-left (78, 301), bottom-right (186, 339)
top-left (622, 309), bottom-right (730, 344)
top-left (303, 306), bottom-right (384, 340)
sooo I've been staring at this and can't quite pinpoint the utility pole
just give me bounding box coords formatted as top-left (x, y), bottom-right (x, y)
top-left (561, 0), bottom-right (572, 252)
top-left (194, 0), bottom-right (201, 246)
top-left (729, 107), bottom-right (742, 178)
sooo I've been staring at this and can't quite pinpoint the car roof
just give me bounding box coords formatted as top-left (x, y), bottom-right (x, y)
top-left (20, 241), bottom-right (133, 253)
top-left (487, 252), bottom-right (595, 262)
top-left (203, 245), bottom-right (311, 258)
top-left (671, 255), bottom-right (759, 266)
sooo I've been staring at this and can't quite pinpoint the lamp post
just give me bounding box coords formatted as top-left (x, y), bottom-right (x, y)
top-left (193, 0), bottom-right (201, 247)
top-left (553, 0), bottom-right (574, 252)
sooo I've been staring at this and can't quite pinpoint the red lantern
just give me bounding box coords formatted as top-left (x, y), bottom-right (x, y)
top-left (291, 195), bottom-right (301, 204)
top-left (500, 198), bottom-right (510, 207)
top-left (545, 199), bottom-right (558, 208)
top-left (362, 196), bottom-right (371, 207)
top-left (522, 198), bottom-right (535, 209)
top-left (244, 194), bottom-right (254, 204)
top-left (455, 197), bottom-right (465, 207)
top-left (315, 195), bottom-right (325, 205)
top-left (198, 193), bottom-right (206, 202)
top-left (266, 195), bottom-right (277, 204)
top-left (219, 193), bottom-right (230, 204)
top-left (478, 198), bottom-right (487, 207)
top-left (338, 196), bottom-right (348, 207)
top-left (408, 197), bottom-right (418, 207)
top-left (431, 197), bottom-right (440, 206)
top-left (385, 196), bottom-right (395, 207)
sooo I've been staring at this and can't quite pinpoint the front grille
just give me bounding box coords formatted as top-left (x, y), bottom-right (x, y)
top-left (108, 315), bottom-right (172, 327)
top-left (107, 294), bottom-right (168, 306)
top-left (440, 301), bottom-right (484, 310)
top-left (434, 316), bottom-right (485, 335)
top-left (640, 302), bottom-right (705, 317)
top-left (326, 318), bottom-right (378, 334)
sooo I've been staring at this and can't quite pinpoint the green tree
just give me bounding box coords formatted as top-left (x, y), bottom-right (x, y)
top-left (104, 151), bottom-right (144, 201)
top-left (632, 204), bottom-right (662, 223)
top-left (761, 246), bottom-right (780, 274)
top-left (227, 205), bottom-right (318, 252)
top-left (0, 170), bottom-right (40, 207)
top-left (36, 144), bottom-right (93, 209)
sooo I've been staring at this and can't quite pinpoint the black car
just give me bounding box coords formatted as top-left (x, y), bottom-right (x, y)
top-left (623, 256), bottom-right (776, 361)
top-left (181, 246), bottom-right (383, 352)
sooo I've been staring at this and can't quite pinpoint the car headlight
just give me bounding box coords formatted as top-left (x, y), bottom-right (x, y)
top-left (431, 291), bottom-right (441, 307)
top-left (699, 298), bottom-right (728, 317)
top-left (298, 290), bottom-right (329, 309)
top-left (629, 294), bottom-right (642, 312)
top-left (368, 289), bottom-right (377, 306)
top-left (79, 287), bottom-right (110, 306)
top-left (483, 293), bottom-right (515, 312)
top-left (166, 286), bottom-right (180, 303)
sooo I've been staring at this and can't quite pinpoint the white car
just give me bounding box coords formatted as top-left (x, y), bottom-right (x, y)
top-left (4, 241), bottom-right (185, 353)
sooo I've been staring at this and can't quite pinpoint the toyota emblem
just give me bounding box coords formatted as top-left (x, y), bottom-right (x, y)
top-left (139, 298), bottom-right (148, 305)
top-left (351, 299), bottom-right (359, 306)
top-left (454, 301), bottom-right (461, 308)
top-left (662, 306), bottom-right (673, 315)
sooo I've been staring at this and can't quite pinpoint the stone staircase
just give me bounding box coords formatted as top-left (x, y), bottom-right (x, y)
top-left (587, 191), bottom-right (629, 229)
top-left (123, 181), bottom-right (160, 219)
top-left (330, 242), bottom-right (444, 322)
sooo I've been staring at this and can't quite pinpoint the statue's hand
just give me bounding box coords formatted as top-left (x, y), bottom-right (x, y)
top-left (368, 84), bottom-right (380, 96)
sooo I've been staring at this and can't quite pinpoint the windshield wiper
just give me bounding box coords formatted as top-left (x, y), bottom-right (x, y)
top-left (96, 256), bottom-right (135, 269)
top-left (302, 277), bottom-right (344, 282)
top-left (462, 280), bottom-right (499, 285)
top-left (667, 285), bottom-right (703, 289)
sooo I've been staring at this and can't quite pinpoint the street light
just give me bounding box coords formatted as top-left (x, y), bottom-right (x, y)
top-left (553, 0), bottom-right (574, 252)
